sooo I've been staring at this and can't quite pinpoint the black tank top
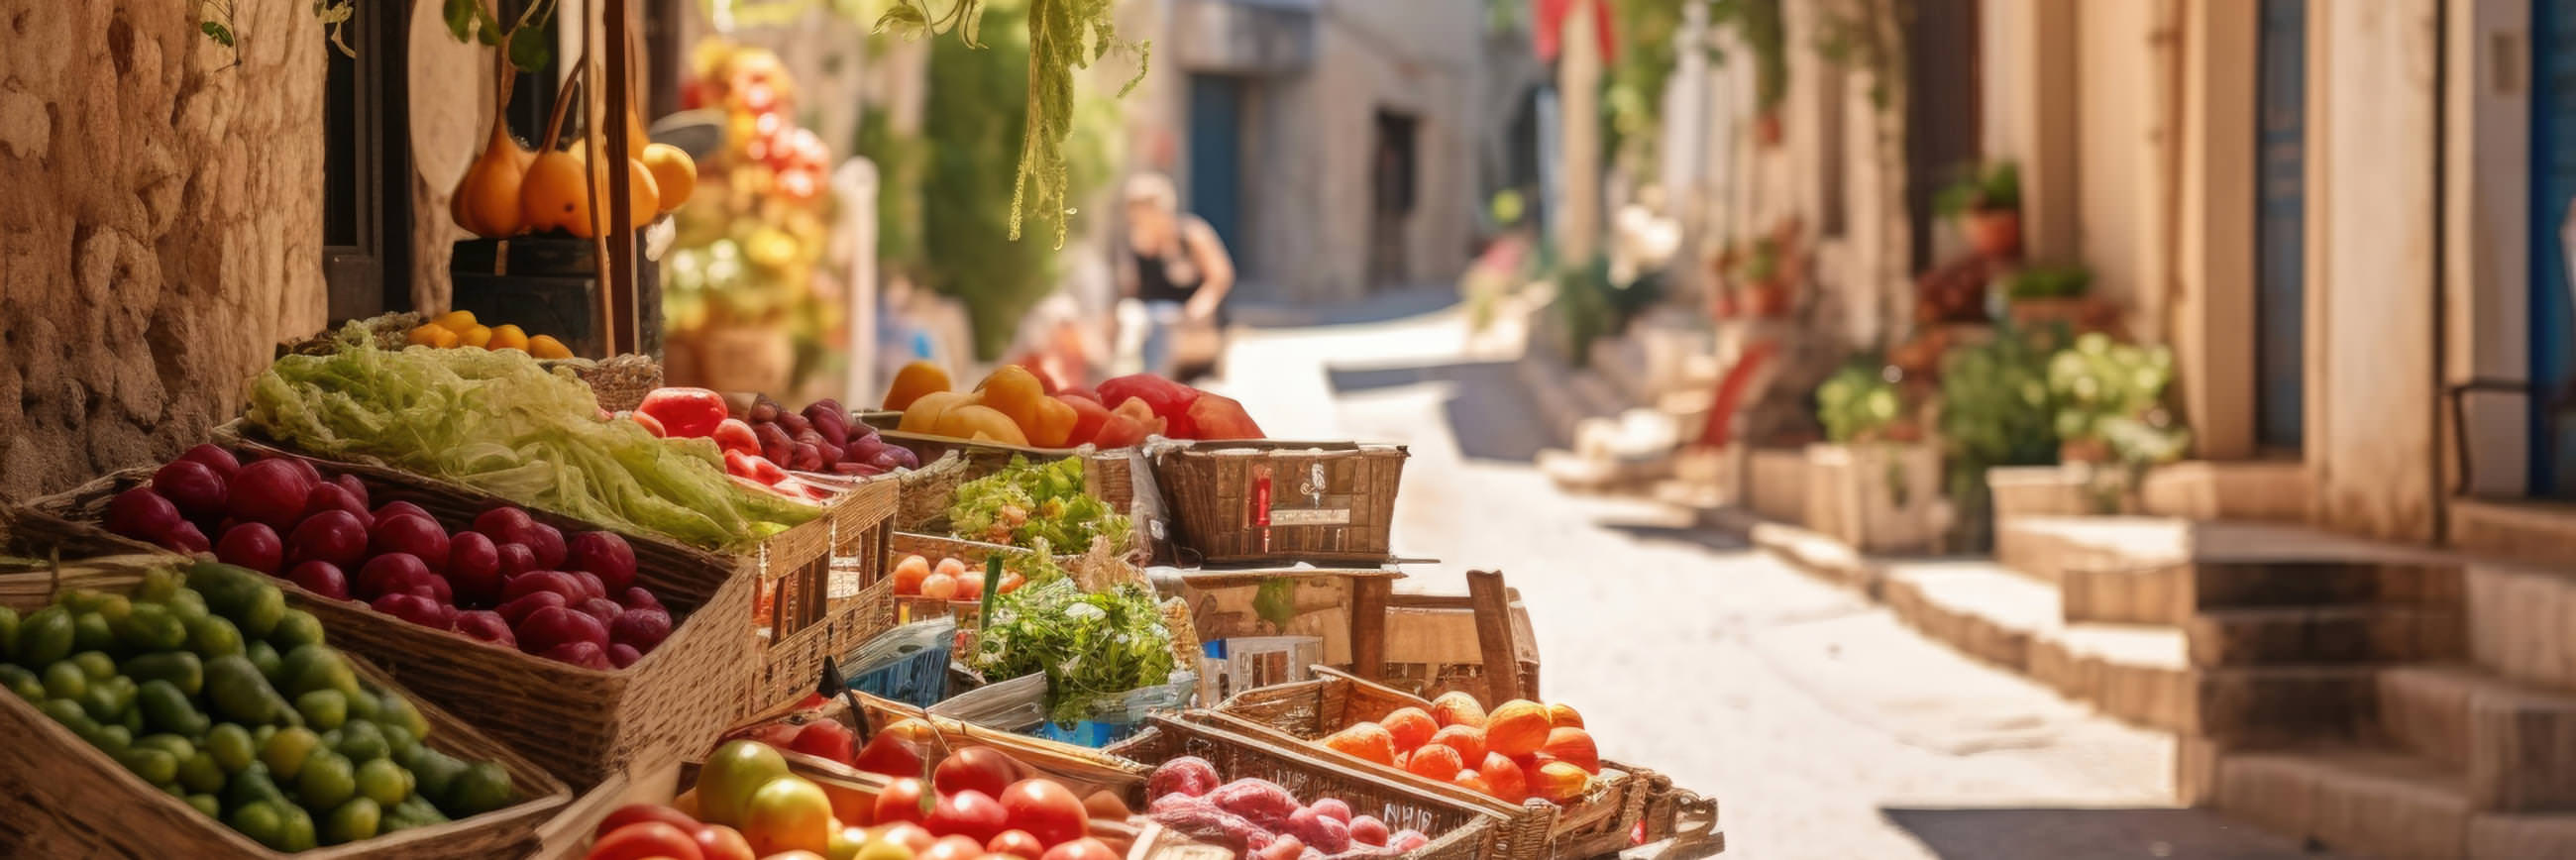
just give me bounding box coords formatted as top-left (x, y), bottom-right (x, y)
top-left (1132, 232), bottom-right (1204, 304)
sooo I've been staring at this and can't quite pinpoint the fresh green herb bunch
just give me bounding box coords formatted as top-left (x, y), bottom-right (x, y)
top-left (945, 456), bottom-right (1131, 553)
top-left (972, 579), bottom-right (1175, 723)
top-left (1937, 323), bottom-right (2063, 546)
top-left (1935, 161), bottom-right (2021, 218)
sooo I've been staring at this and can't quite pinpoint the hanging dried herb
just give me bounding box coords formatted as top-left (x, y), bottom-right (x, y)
top-left (880, 0), bottom-right (1147, 247)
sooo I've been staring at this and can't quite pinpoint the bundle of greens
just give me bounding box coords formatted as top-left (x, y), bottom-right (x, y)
top-left (244, 323), bottom-right (819, 550)
top-left (972, 579), bottom-right (1175, 723)
top-left (945, 456), bottom-right (1129, 554)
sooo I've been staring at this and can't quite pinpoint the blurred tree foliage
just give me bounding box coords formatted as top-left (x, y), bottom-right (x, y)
top-left (896, 0), bottom-right (1118, 360)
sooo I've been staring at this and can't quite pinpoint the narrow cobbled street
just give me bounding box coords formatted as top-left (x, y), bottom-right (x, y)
top-left (1204, 297), bottom-right (2329, 860)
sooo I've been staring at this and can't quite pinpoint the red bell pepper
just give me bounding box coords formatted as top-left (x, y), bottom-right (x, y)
top-left (1055, 394), bottom-right (1111, 446)
top-left (1185, 393), bottom-right (1265, 440)
top-left (637, 387), bottom-right (729, 439)
top-left (1098, 374), bottom-right (1201, 438)
top-left (1091, 397), bottom-right (1167, 449)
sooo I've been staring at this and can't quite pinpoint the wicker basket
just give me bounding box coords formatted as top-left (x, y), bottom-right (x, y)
top-left (750, 477), bottom-right (900, 713)
top-left (19, 458), bottom-right (761, 788)
top-left (1111, 714), bottom-right (1523, 860)
top-left (858, 412), bottom-right (1139, 521)
top-left (0, 551), bottom-right (573, 859)
top-left (272, 314), bottom-right (663, 413)
top-left (1147, 441), bottom-right (1409, 566)
top-left (1176, 667), bottom-right (1687, 858)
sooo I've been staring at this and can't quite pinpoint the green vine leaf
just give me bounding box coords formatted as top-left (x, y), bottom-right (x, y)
top-left (200, 20), bottom-right (235, 47)
top-left (506, 27), bottom-right (551, 73)
top-left (443, 0), bottom-right (480, 43)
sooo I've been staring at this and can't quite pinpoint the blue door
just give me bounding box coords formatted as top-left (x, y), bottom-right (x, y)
top-left (1186, 74), bottom-right (1245, 257)
top-left (2255, 0), bottom-right (2308, 451)
top-left (2535, 0), bottom-right (2576, 496)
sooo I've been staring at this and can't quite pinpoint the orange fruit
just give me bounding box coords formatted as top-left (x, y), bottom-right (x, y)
top-left (1380, 707), bottom-right (1437, 752)
top-left (1547, 702), bottom-right (1585, 729)
top-left (1477, 753), bottom-right (1527, 802)
top-left (934, 557), bottom-right (968, 578)
top-left (1427, 724), bottom-right (1485, 765)
top-left (1483, 699), bottom-right (1551, 757)
top-left (1321, 723), bottom-right (1397, 766)
top-left (1403, 744), bottom-right (1464, 782)
top-left (1429, 692), bottom-right (1486, 728)
top-left (1530, 761), bottom-right (1592, 805)
top-left (1452, 770), bottom-right (1492, 795)
top-left (893, 556), bottom-right (931, 595)
top-left (1540, 727), bottom-right (1600, 774)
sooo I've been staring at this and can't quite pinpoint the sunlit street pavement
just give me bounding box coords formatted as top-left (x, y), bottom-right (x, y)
top-left (1202, 295), bottom-right (2338, 860)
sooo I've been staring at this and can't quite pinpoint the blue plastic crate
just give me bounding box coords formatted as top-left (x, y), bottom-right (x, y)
top-left (846, 620), bottom-right (955, 708)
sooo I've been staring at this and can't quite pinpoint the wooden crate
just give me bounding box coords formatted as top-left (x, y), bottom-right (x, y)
top-left (0, 553), bottom-right (572, 859)
top-left (1178, 668), bottom-right (1691, 859)
top-left (750, 476), bottom-right (900, 713)
top-left (20, 453), bottom-right (762, 788)
top-left (1108, 714), bottom-right (1523, 860)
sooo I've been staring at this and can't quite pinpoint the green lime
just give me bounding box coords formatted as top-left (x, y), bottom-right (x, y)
top-left (113, 603), bottom-right (188, 652)
top-left (446, 761), bottom-right (511, 816)
top-left (354, 756), bottom-right (410, 806)
top-left (408, 749), bottom-right (465, 806)
top-left (54, 590), bottom-right (105, 612)
top-left (226, 761), bottom-right (288, 810)
top-left (226, 801), bottom-right (285, 849)
top-left (15, 606), bottom-right (73, 667)
top-left (76, 684), bottom-right (125, 722)
top-left (138, 678), bottom-right (208, 736)
top-left (322, 797), bottom-right (380, 845)
top-left (41, 661), bottom-right (86, 700)
top-left (262, 726), bottom-right (321, 780)
top-left (377, 692), bottom-right (428, 741)
top-left (296, 749), bottom-right (356, 809)
top-left (265, 607), bottom-right (318, 650)
top-left (38, 697), bottom-right (93, 731)
top-left (276, 804), bottom-right (317, 851)
top-left (118, 706), bottom-right (143, 734)
top-left (166, 587), bottom-right (208, 622)
top-left (122, 651), bottom-right (203, 697)
top-left (84, 723), bottom-right (133, 755)
top-left (138, 569), bottom-right (183, 603)
top-left (187, 614), bottom-right (244, 658)
top-left (69, 611), bottom-right (113, 655)
top-left (333, 719), bottom-right (385, 762)
top-left (136, 732), bottom-right (196, 761)
top-left (379, 723), bottom-right (418, 761)
top-left (0, 665), bottom-right (40, 700)
top-left (89, 593), bottom-right (132, 624)
top-left (113, 747), bottom-right (177, 785)
top-left (204, 654), bottom-right (291, 725)
top-left (393, 794), bottom-right (447, 827)
top-left (205, 723), bottom-right (256, 774)
top-left (184, 793), bottom-right (221, 818)
top-left (0, 604), bottom-right (21, 660)
top-left (245, 639), bottom-right (281, 682)
top-left (177, 750), bottom-right (225, 794)
top-left (343, 687), bottom-right (381, 722)
top-left (295, 689), bottom-right (348, 730)
top-left (70, 650), bottom-right (117, 681)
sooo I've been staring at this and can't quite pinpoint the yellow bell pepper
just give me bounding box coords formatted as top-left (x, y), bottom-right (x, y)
top-left (883, 361), bottom-right (953, 411)
top-left (933, 404), bottom-right (1029, 446)
top-left (898, 390), bottom-right (977, 434)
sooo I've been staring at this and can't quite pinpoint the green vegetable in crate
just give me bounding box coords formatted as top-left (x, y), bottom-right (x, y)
top-left (0, 571), bottom-right (517, 849)
top-left (243, 323), bottom-right (820, 549)
top-left (946, 455), bottom-right (1131, 553)
top-left (972, 579), bottom-right (1175, 723)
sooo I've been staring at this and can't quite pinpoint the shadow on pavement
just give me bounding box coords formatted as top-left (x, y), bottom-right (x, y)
top-left (1595, 520), bottom-right (1753, 553)
top-left (1880, 807), bottom-right (2341, 860)
top-left (1324, 361), bottom-right (1551, 463)
top-left (1228, 285), bottom-right (1463, 328)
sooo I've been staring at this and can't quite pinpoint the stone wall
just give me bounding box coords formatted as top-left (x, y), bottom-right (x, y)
top-left (0, 1), bottom-right (326, 498)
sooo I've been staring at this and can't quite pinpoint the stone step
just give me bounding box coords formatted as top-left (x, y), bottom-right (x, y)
top-left (1996, 515), bottom-right (2457, 588)
top-left (2190, 666), bottom-right (2381, 744)
top-left (2184, 605), bottom-right (2464, 667)
top-left (2211, 745), bottom-right (2474, 859)
top-left (2063, 560), bottom-right (2461, 625)
top-left (2465, 562), bottom-right (2576, 690)
top-left (2378, 664), bottom-right (2576, 812)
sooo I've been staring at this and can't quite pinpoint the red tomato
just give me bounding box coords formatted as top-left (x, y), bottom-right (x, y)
top-left (789, 719), bottom-right (856, 765)
top-left (711, 418), bottom-right (761, 455)
top-left (588, 821), bottom-right (705, 860)
top-left (997, 779), bottom-right (1088, 848)
top-left (595, 804), bottom-right (702, 839)
top-left (926, 790), bottom-right (1010, 844)
top-left (746, 721), bottom-right (802, 750)
top-left (875, 822), bottom-right (937, 854)
top-left (933, 747), bottom-right (1020, 800)
top-left (693, 824), bottom-right (755, 860)
top-left (925, 835), bottom-right (986, 860)
top-left (1038, 837), bottom-right (1121, 860)
top-left (874, 777), bottom-right (932, 825)
top-left (987, 829), bottom-right (1048, 858)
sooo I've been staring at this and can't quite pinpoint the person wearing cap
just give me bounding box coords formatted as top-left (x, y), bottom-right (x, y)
top-left (1114, 172), bottom-right (1236, 379)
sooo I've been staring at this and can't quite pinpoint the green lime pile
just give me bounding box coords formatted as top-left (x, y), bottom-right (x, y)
top-left (0, 562), bottom-right (514, 850)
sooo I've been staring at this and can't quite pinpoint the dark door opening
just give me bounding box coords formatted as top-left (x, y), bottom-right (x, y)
top-left (1185, 74), bottom-right (1246, 267)
top-left (2531, 0), bottom-right (2576, 495)
top-left (1370, 110), bottom-right (1420, 289)
top-left (321, 0), bottom-right (412, 321)
top-left (2255, 0), bottom-right (2308, 452)
top-left (1904, 0), bottom-right (1980, 272)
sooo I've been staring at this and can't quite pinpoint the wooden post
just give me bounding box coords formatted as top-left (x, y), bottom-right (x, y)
top-left (599, 0), bottom-right (640, 355)
top-left (1348, 577), bottom-right (1390, 682)
top-left (1465, 570), bottom-right (1523, 703)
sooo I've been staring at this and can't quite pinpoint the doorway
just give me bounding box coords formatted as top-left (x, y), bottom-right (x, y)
top-left (1186, 74), bottom-right (1247, 261)
top-left (1370, 111), bottom-right (1420, 290)
top-left (2254, 0), bottom-right (2308, 452)
top-left (1904, 0), bottom-right (1980, 272)
top-left (2532, 0), bottom-right (2576, 496)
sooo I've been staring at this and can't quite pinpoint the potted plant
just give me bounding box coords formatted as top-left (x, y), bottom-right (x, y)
top-left (2047, 334), bottom-right (2190, 506)
top-left (1809, 359), bottom-right (1946, 552)
top-left (1936, 161), bottom-right (2022, 260)
top-left (1738, 237), bottom-right (1790, 317)
top-left (2000, 264), bottom-right (2112, 334)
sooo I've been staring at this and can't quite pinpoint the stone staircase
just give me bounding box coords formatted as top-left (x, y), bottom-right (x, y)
top-left (1985, 517), bottom-right (2576, 858)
